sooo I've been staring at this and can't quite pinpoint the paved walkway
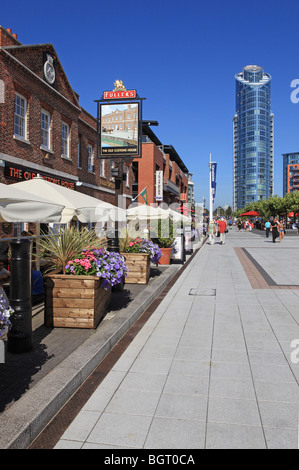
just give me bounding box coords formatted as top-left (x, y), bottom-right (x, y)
top-left (47, 227), bottom-right (299, 449)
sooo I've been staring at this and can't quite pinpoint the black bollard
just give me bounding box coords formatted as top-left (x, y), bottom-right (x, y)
top-left (7, 238), bottom-right (33, 353)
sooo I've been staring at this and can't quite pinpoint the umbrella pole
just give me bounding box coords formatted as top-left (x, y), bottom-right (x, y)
top-left (7, 238), bottom-right (33, 354)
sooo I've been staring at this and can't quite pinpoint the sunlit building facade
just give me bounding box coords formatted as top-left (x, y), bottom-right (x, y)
top-left (233, 65), bottom-right (274, 211)
top-left (282, 152), bottom-right (299, 196)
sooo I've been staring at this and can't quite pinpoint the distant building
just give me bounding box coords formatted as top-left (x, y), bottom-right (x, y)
top-left (132, 123), bottom-right (189, 206)
top-left (187, 172), bottom-right (195, 204)
top-left (233, 65), bottom-right (274, 211)
top-left (282, 152), bottom-right (299, 196)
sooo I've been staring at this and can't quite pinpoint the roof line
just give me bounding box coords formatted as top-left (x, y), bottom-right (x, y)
top-left (0, 47), bottom-right (81, 111)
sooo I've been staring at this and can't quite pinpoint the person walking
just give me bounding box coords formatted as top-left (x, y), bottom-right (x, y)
top-left (278, 218), bottom-right (285, 243)
top-left (265, 219), bottom-right (271, 238)
top-left (218, 217), bottom-right (227, 244)
top-left (270, 218), bottom-right (279, 243)
top-left (237, 220), bottom-right (242, 231)
top-left (208, 219), bottom-right (216, 245)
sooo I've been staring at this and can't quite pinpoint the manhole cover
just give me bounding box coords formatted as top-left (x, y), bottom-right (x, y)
top-left (189, 288), bottom-right (216, 296)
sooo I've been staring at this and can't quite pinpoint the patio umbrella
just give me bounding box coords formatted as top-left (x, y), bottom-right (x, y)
top-left (126, 204), bottom-right (169, 221)
top-left (165, 208), bottom-right (190, 223)
top-left (10, 176), bottom-right (125, 223)
top-left (0, 182), bottom-right (64, 222)
top-left (239, 210), bottom-right (259, 216)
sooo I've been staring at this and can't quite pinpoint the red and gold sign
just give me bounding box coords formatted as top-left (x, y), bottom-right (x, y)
top-left (103, 80), bottom-right (136, 100)
top-left (103, 90), bottom-right (136, 99)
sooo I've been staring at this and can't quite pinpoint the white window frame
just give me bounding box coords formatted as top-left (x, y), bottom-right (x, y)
top-left (61, 122), bottom-right (70, 158)
top-left (14, 93), bottom-right (27, 140)
top-left (100, 159), bottom-right (105, 177)
top-left (88, 145), bottom-right (94, 173)
top-left (41, 109), bottom-right (51, 150)
top-left (110, 160), bottom-right (114, 181)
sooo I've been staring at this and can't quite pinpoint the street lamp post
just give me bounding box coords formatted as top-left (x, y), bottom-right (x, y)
top-left (7, 238), bottom-right (33, 354)
top-left (110, 160), bottom-right (127, 252)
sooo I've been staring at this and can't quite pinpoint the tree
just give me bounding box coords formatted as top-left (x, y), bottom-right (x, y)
top-left (225, 206), bottom-right (233, 219)
top-left (234, 191), bottom-right (299, 220)
top-left (284, 191), bottom-right (299, 216)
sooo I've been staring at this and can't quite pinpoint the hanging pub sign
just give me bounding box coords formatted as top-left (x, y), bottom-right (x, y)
top-left (95, 80), bottom-right (144, 159)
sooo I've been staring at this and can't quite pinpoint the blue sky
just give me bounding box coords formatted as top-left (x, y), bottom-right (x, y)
top-left (2, 0), bottom-right (299, 209)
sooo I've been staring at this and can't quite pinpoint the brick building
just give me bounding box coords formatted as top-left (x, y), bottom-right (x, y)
top-left (287, 163), bottom-right (299, 193)
top-left (0, 26), bottom-right (132, 236)
top-left (0, 26), bottom-right (191, 238)
top-left (132, 122), bottom-right (189, 206)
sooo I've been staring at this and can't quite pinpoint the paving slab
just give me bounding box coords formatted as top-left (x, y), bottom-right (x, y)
top-left (2, 229), bottom-right (299, 449)
top-left (51, 228), bottom-right (299, 450)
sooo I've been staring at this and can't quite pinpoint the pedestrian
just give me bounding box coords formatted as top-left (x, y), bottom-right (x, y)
top-left (270, 218), bottom-right (279, 243)
top-left (218, 217), bottom-right (227, 244)
top-left (278, 218), bottom-right (285, 243)
top-left (237, 220), bottom-right (242, 231)
top-left (265, 219), bottom-right (271, 238)
top-left (208, 219), bottom-right (216, 245)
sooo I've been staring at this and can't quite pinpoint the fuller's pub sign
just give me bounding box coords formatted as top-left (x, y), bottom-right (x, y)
top-left (96, 81), bottom-right (144, 159)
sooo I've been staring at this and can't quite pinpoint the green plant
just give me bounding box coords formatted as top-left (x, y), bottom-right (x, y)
top-left (156, 219), bottom-right (175, 248)
top-left (122, 238), bottom-right (162, 264)
top-left (64, 248), bottom-right (128, 289)
top-left (39, 226), bottom-right (105, 274)
top-left (118, 222), bottom-right (143, 252)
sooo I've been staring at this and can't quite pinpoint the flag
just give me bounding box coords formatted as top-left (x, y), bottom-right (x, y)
top-left (140, 187), bottom-right (148, 205)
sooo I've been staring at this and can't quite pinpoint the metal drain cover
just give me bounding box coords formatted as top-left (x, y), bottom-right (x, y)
top-left (189, 288), bottom-right (216, 296)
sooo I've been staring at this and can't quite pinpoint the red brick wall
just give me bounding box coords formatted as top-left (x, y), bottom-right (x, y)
top-left (133, 143), bottom-right (164, 204)
top-left (0, 28), bottom-right (135, 205)
top-left (0, 27), bottom-right (20, 47)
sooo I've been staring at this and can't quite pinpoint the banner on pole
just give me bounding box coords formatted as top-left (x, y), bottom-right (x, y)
top-left (155, 171), bottom-right (163, 201)
top-left (211, 163), bottom-right (217, 203)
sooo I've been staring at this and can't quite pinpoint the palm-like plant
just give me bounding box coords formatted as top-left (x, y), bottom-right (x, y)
top-left (39, 226), bottom-right (105, 274)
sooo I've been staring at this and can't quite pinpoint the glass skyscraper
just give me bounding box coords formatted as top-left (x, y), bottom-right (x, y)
top-left (233, 65), bottom-right (274, 211)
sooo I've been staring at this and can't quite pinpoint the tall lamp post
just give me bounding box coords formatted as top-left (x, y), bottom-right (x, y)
top-left (110, 160), bottom-right (127, 252)
top-left (7, 238), bottom-right (33, 353)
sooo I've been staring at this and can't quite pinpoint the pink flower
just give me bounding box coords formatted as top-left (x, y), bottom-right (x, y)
top-left (79, 259), bottom-right (91, 270)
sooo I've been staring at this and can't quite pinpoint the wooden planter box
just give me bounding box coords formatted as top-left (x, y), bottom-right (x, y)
top-left (44, 274), bottom-right (111, 329)
top-left (120, 252), bottom-right (150, 284)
